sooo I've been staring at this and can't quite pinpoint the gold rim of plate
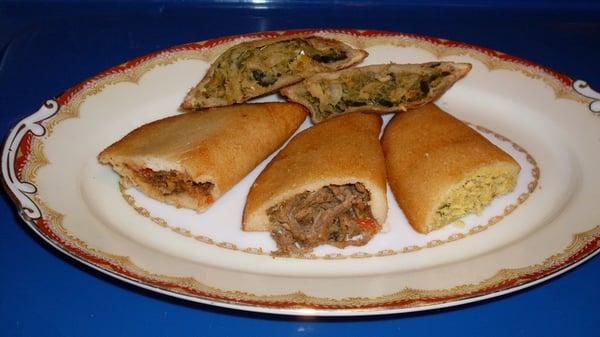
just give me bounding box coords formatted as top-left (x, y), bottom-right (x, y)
top-left (8, 29), bottom-right (600, 314)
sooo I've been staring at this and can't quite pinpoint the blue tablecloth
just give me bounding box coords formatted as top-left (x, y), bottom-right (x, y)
top-left (1, 2), bottom-right (599, 336)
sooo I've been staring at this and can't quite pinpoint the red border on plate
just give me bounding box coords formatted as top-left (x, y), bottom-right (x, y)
top-left (15, 29), bottom-right (595, 312)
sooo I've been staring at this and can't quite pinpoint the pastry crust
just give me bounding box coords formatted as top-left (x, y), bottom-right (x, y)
top-left (181, 35), bottom-right (368, 110)
top-left (99, 102), bottom-right (307, 212)
top-left (381, 104), bottom-right (520, 233)
top-left (281, 62), bottom-right (471, 123)
top-left (243, 112), bottom-right (387, 231)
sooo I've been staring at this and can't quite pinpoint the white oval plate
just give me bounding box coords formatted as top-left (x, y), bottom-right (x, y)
top-left (3, 29), bottom-right (600, 316)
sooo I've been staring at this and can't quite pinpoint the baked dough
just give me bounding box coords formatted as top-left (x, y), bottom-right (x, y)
top-left (381, 103), bottom-right (520, 233)
top-left (98, 102), bottom-right (307, 212)
top-left (281, 62), bottom-right (471, 123)
top-left (243, 112), bottom-right (387, 255)
top-left (181, 35), bottom-right (367, 110)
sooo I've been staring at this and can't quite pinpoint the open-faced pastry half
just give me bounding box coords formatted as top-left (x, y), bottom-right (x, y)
top-left (181, 35), bottom-right (368, 110)
top-left (99, 102), bottom-right (307, 212)
top-left (243, 112), bottom-right (387, 256)
top-left (281, 62), bottom-right (471, 123)
top-left (381, 103), bottom-right (520, 233)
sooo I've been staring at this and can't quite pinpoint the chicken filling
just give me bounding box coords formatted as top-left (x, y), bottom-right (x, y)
top-left (267, 183), bottom-right (378, 256)
top-left (432, 172), bottom-right (517, 230)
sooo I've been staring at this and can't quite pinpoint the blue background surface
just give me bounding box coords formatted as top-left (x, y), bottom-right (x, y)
top-left (1, 1), bottom-right (599, 336)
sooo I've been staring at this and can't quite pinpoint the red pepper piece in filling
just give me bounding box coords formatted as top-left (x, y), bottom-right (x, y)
top-left (357, 218), bottom-right (377, 232)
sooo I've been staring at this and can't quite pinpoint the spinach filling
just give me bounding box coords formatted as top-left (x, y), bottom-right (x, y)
top-left (305, 68), bottom-right (451, 118)
top-left (200, 38), bottom-right (350, 102)
top-left (311, 49), bottom-right (348, 64)
top-left (252, 70), bottom-right (280, 87)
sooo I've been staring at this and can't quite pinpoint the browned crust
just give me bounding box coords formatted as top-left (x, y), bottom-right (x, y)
top-left (242, 112), bottom-right (388, 231)
top-left (99, 102), bottom-right (307, 212)
top-left (180, 35), bottom-right (368, 110)
top-left (280, 62), bottom-right (472, 123)
top-left (381, 103), bottom-right (520, 233)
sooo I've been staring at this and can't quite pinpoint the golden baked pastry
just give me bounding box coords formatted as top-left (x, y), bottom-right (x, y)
top-left (181, 35), bottom-right (367, 110)
top-left (381, 104), bottom-right (520, 233)
top-left (281, 62), bottom-right (471, 123)
top-left (243, 112), bottom-right (388, 256)
top-left (98, 102), bottom-right (307, 212)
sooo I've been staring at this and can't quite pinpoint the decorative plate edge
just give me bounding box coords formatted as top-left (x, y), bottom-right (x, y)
top-left (2, 29), bottom-right (600, 315)
top-left (54, 28), bottom-right (589, 122)
top-left (1, 99), bottom-right (59, 220)
top-left (573, 80), bottom-right (600, 114)
top-left (4, 100), bottom-right (599, 316)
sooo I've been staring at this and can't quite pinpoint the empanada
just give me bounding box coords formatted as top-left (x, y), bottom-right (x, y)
top-left (281, 62), bottom-right (471, 123)
top-left (99, 103), bottom-right (307, 212)
top-left (381, 104), bottom-right (520, 233)
top-left (181, 35), bottom-right (367, 110)
top-left (243, 112), bottom-right (387, 256)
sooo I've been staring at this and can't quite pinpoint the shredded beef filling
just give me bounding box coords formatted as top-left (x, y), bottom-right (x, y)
top-left (135, 168), bottom-right (213, 199)
top-left (267, 183), bottom-right (378, 256)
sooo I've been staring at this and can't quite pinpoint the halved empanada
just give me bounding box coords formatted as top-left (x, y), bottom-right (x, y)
top-left (181, 35), bottom-right (367, 110)
top-left (99, 102), bottom-right (307, 212)
top-left (281, 62), bottom-right (471, 123)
